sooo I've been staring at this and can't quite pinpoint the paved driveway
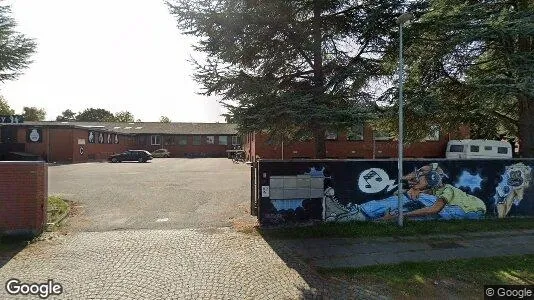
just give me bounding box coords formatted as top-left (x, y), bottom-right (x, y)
top-left (49, 158), bottom-right (254, 231)
top-left (1, 158), bottom-right (380, 299)
top-left (0, 229), bottom-right (377, 299)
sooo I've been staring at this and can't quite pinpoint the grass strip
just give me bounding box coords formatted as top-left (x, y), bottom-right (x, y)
top-left (259, 218), bottom-right (534, 239)
top-left (319, 254), bottom-right (534, 298)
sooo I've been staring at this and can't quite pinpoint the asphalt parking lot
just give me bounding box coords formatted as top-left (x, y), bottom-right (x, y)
top-left (49, 158), bottom-right (254, 231)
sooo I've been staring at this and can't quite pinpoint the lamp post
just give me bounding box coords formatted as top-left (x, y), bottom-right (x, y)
top-left (396, 12), bottom-right (414, 227)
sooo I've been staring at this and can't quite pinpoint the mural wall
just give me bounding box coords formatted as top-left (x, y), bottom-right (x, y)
top-left (256, 159), bottom-right (534, 225)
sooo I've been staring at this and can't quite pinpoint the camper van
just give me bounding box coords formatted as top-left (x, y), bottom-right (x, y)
top-left (446, 140), bottom-right (512, 159)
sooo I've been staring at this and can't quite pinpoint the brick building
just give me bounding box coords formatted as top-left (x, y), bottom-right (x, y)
top-left (0, 120), bottom-right (470, 163)
top-left (243, 125), bottom-right (470, 161)
top-left (0, 121), bottom-right (240, 163)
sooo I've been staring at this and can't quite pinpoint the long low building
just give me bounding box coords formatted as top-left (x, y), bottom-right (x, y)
top-left (0, 119), bottom-right (471, 163)
top-left (0, 121), bottom-right (240, 163)
top-left (243, 125), bottom-right (471, 161)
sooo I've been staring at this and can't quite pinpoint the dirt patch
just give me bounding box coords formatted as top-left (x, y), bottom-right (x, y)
top-left (56, 200), bottom-right (92, 233)
top-left (230, 216), bottom-right (259, 235)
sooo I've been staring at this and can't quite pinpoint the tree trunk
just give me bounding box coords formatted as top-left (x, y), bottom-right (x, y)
top-left (314, 128), bottom-right (326, 159)
top-left (312, 0), bottom-right (326, 159)
top-left (518, 95), bottom-right (534, 157)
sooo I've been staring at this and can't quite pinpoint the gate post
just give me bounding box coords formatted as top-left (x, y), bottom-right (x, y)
top-left (250, 162), bottom-right (258, 216)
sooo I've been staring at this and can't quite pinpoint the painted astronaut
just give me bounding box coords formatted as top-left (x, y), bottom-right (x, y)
top-left (494, 163), bottom-right (532, 218)
top-left (324, 163), bottom-right (487, 222)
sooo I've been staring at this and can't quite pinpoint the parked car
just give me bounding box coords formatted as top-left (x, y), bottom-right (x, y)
top-left (151, 149), bottom-right (171, 158)
top-left (108, 150), bottom-right (153, 163)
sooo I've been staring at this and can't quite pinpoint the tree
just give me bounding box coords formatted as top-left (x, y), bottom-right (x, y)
top-left (160, 116), bottom-right (171, 123)
top-left (378, 0), bottom-right (534, 156)
top-left (76, 108), bottom-right (116, 122)
top-left (55, 109), bottom-right (76, 121)
top-left (0, 5), bottom-right (36, 82)
top-left (0, 96), bottom-right (14, 115)
top-left (22, 106), bottom-right (46, 121)
top-left (114, 111), bottom-right (135, 122)
top-left (167, 0), bottom-right (405, 158)
top-left (223, 114), bottom-right (234, 123)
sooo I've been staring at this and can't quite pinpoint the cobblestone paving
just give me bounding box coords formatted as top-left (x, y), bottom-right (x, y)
top-left (0, 228), bottom-right (385, 299)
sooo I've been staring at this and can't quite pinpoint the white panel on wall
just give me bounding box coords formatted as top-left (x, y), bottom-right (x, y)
top-left (269, 177), bottom-right (284, 188)
top-left (270, 188), bottom-right (284, 199)
top-left (311, 178), bottom-right (324, 189)
top-left (311, 189), bottom-right (324, 198)
top-left (283, 177), bottom-right (297, 188)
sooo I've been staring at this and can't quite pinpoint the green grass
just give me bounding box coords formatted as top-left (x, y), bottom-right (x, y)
top-left (319, 255), bottom-right (534, 298)
top-left (47, 195), bottom-right (69, 225)
top-left (259, 218), bottom-right (534, 239)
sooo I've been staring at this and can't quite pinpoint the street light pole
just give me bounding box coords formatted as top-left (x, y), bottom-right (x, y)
top-left (396, 12), bottom-right (414, 227)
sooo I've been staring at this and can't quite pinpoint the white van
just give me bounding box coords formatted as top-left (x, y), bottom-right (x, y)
top-left (446, 140), bottom-right (512, 159)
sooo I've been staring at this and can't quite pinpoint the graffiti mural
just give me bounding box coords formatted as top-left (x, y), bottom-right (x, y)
top-left (256, 159), bottom-right (534, 225)
top-left (494, 163), bottom-right (532, 218)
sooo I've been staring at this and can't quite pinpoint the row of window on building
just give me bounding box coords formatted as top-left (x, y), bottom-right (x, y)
top-left (327, 125), bottom-right (440, 141)
top-left (267, 125), bottom-right (440, 142)
top-left (146, 135), bottom-right (241, 146)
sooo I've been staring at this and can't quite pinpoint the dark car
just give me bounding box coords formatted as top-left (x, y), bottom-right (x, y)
top-left (108, 150), bottom-right (153, 163)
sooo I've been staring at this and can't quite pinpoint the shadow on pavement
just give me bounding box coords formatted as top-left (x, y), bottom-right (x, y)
top-left (0, 236), bottom-right (28, 268)
top-left (258, 230), bottom-right (386, 299)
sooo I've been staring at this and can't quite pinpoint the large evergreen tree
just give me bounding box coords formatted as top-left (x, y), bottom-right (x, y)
top-left (0, 5), bottom-right (36, 82)
top-left (167, 0), bottom-right (404, 157)
top-left (379, 0), bottom-right (534, 156)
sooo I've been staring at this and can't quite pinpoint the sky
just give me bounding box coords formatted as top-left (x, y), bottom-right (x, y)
top-left (0, 0), bottom-right (227, 123)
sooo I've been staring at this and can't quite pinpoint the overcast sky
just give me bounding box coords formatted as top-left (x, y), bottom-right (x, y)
top-left (0, 0), bottom-right (226, 122)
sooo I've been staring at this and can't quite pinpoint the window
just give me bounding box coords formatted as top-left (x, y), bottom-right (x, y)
top-left (449, 145), bottom-right (464, 152)
top-left (347, 125), bottom-right (364, 141)
top-left (425, 126), bottom-right (440, 141)
top-left (325, 131), bottom-right (338, 140)
top-left (193, 135), bottom-right (201, 145)
top-left (373, 131), bottom-right (392, 141)
top-left (498, 147), bottom-right (508, 154)
top-left (163, 136), bottom-right (174, 145)
top-left (470, 145), bottom-right (480, 152)
top-left (484, 146), bottom-right (492, 151)
top-left (178, 136), bottom-right (187, 146)
top-left (231, 135), bottom-right (241, 145)
top-left (138, 136), bottom-right (147, 145)
top-left (151, 135), bottom-right (161, 145)
top-left (205, 135), bottom-right (214, 144)
top-left (218, 135), bottom-right (228, 145)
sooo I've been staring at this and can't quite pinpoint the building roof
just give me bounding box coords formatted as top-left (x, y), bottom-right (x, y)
top-left (5, 121), bottom-right (238, 135)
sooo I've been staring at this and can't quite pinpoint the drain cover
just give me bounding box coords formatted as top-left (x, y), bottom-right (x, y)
top-left (428, 241), bottom-right (464, 249)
